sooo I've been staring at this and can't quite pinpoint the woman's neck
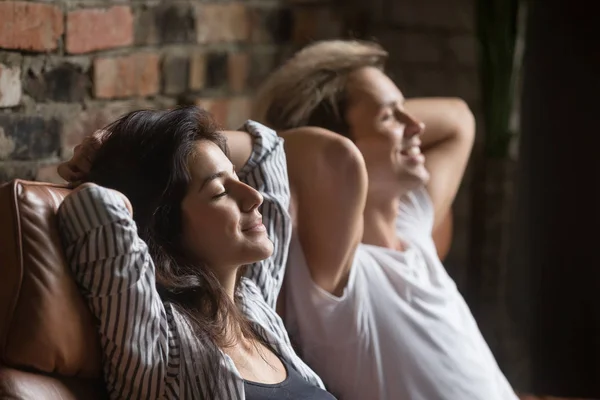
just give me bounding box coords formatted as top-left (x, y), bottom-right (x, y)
top-left (211, 266), bottom-right (240, 303)
top-left (211, 266), bottom-right (250, 348)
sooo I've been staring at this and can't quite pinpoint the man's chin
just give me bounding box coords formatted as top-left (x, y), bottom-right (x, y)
top-left (400, 165), bottom-right (430, 186)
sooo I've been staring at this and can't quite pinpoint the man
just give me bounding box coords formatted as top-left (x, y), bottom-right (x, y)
top-left (254, 40), bottom-right (517, 399)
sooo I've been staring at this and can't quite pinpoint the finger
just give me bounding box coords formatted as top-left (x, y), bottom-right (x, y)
top-left (72, 143), bottom-right (83, 155)
top-left (88, 138), bottom-right (103, 151)
top-left (83, 129), bottom-right (108, 152)
top-left (71, 152), bottom-right (93, 174)
top-left (80, 136), bottom-right (103, 162)
top-left (57, 163), bottom-right (85, 182)
top-left (57, 162), bottom-right (73, 181)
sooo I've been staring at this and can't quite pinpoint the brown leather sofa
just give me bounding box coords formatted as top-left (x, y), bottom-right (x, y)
top-left (0, 179), bottom-right (107, 399)
top-left (0, 179), bottom-right (587, 399)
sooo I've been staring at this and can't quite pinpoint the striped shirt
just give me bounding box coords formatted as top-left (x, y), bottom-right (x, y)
top-left (58, 121), bottom-right (324, 400)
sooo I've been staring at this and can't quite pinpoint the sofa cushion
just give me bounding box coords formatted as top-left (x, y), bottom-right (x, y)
top-left (0, 180), bottom-right (102, 378)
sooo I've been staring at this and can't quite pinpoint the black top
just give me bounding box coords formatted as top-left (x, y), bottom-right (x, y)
top-left (244, 359), bottom-right (337, 400)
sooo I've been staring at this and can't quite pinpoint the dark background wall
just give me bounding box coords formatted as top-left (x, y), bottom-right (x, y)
top-left (512, 0), bottom-right (600, 396)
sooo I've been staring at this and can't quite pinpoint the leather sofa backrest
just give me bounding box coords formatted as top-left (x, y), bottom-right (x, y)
top-left (0, 180), bottom-right (102, 378)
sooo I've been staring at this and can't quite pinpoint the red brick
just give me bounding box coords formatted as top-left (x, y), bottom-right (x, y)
top-left (292, 6), bottom-right (341, 45)
top-left (94, 53), bottom-right (160, 99)
top-left (196, 3), bottom-right (250, 44)
top-left (61, 103), bottom-right (160, 157)
top-left (0, 64), bottom-right (21, 108)
top-left (0, 2), bottom-right (63, 52)
top-left (67, 6), bottom-right (133, 54)
top-left (248, 6), bottom-right (292, 44)
top-left (195, 98), bottom-right (229, 128)
top-left (61, 109), bottom-right (112, 155)
top-left (189, 52), bottom-right (206, 91)
top-left (228, 52), bottom-right (249, 93)
top-left (0, 115), bottom-right (61, 160)
top-left (24, 62), bottom-right (89, 102)
top-left (162, 55), bottom-right (189, 95)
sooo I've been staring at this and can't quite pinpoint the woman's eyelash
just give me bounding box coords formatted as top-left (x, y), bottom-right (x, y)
top-left (213, 191), bottom-right (227, 199)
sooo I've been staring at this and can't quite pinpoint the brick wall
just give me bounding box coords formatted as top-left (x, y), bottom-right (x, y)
top-left (0, 0), bottom-right (342, 183)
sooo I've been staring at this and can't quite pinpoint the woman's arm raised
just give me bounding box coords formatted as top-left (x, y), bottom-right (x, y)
top-left (58, 183), bottom-right (170, 400)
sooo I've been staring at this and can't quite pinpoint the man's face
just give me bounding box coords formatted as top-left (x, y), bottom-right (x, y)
top-left (345, 66), bottom-right (430, 195)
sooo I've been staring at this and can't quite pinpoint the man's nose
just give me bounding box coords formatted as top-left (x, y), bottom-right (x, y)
top-left (403, 120), bottom-right (425, 139)
top-left (395, 109), bottom-right (424, 139)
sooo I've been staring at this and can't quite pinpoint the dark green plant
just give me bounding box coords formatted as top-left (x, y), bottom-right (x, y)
top-left (477, 0), bottom-right (526, 158)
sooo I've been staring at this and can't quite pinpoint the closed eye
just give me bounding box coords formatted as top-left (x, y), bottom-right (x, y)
top-left (213, 191), bottom-right (228, 199)
top-left (381, 112), bottom-right (393, 122)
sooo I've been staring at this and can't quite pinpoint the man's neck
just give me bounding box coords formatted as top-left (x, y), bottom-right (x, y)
top-left (362, 192), bottom-right (404, 250)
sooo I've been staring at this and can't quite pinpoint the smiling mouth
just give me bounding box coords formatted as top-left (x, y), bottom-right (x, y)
top-left (242, 218), bottom-right (265, 232)
top-left (399, 145), bottom-right (422, 157)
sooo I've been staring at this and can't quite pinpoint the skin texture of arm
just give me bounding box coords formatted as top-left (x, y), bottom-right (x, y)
top-left (279, 127), bottom-right (368, 296)
top-left (220, 130), bottom-right (254, 174)
top-left (405, 97), bottom-right (475, 231)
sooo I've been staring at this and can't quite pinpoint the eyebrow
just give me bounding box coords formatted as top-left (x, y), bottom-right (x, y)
top-left (199, 164), bottom-right (236, 190)
top-left (200, 171), bottom-right (227, 190)
top-left (383, 98), bottom-right (405, 108)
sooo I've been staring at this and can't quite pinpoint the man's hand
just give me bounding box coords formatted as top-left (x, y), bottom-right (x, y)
top-left (57, 130), bottom-right (108, 185)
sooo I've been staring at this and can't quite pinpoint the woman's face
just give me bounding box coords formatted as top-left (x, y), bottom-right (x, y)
top-left (180, 140), bottom-right (273, 276)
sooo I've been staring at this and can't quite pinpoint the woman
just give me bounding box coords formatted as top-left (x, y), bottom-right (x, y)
top-left (57, 106), bottom-right (335, 399)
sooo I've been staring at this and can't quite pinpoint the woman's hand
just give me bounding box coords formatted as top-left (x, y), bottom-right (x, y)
top-left (57, 130), bottom-right (107, 185)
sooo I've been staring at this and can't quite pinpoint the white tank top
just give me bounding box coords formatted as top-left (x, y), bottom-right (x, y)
top-left (284, 187), bottom-right (518, 400)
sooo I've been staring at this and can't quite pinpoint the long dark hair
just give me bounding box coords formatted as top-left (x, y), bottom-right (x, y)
top-left (87, 106), bottom-right (258, 395)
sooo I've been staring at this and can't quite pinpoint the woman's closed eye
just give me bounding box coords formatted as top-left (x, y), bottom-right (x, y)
top-left (213, 189), bottom-right (228, 199)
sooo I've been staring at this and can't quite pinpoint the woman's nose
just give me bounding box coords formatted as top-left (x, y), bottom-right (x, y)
top-left (239, 183), bottom-right (263, 213)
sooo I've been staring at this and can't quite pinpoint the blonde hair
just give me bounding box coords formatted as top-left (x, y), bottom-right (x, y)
top-left (253, 40), bottom-right (388, 135)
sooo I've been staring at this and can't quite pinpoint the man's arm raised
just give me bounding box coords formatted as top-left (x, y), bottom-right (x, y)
top-left (405, 97), bottom-right (475, 231)
top-left (280, 127), bottom-right (368, 296)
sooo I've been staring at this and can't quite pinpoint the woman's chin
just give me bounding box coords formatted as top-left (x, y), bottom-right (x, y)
top-left (244, 240), bottom-right (275, 264)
